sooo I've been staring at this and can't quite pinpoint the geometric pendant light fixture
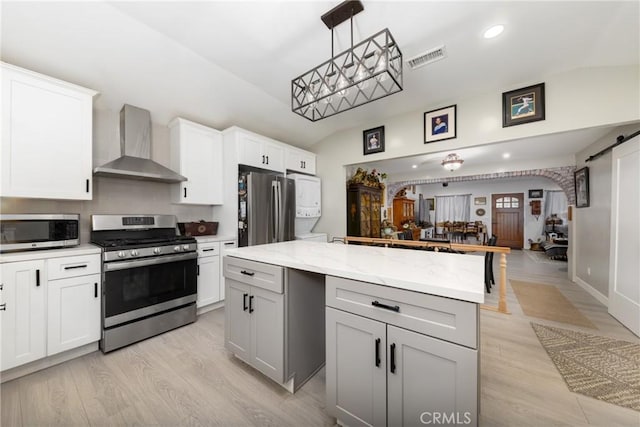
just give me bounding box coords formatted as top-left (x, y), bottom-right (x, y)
top-left (291, 0), bottom-right (403, 121)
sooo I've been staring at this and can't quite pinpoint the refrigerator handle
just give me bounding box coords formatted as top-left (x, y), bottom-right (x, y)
top-left (276, 181), bottom-right (282, 242)
top-left (271, 180), bottom-right (279, 243)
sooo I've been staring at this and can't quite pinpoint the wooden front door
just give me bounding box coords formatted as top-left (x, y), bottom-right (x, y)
top-left (491, 193), bottom-right (524, 249)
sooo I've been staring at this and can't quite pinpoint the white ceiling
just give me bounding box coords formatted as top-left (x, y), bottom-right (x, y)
top-left (1, 1), bottom-right (638, 158)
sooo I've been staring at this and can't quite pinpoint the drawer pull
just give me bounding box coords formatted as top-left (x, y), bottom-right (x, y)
top-left (0, 303), bottom-right (6, 311)
top-left (240, 270), bottom-right (255, 276)
top-left (243, 293), bottom-right (249, 311)
top-left (224, 242), bottom-right (235, 246)
top-left (64, 264), bottom-right (88, 270)
top-left (390, 343), bottom-right (396, 373)
top-left (375, 338), bottom-right (381, 367)
top-left (372, 300), bottom-right (400, 312)
top-left (202, 248), bottom-right (215, 252)
top-left (249, 295), bottom-right (254, 313)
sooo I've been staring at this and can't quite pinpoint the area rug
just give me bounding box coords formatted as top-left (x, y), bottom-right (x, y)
top-left (524, 249), bottom-right (566, 265)
top-left (510, 280), bottom-right (597, 329)
top-left (531, 323), bottom-right (640, 411)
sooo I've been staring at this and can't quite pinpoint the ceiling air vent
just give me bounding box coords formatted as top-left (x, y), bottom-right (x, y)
top-left (406, 45), bottom-right (447, 70)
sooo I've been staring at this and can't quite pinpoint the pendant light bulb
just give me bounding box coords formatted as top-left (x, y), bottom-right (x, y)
top-left (356, 62), bottom-right (370, 90)
top-left (337, 72), bottom-right (350, 97)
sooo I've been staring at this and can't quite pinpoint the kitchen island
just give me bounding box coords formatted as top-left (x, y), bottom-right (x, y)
top-left (223, 240), bottom-right (484, 427)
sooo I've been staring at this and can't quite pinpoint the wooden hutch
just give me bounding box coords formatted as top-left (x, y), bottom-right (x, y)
top-left (347, 184), bottom-right (383, 238)
top-left (392, 197), bottom-right (415, 230)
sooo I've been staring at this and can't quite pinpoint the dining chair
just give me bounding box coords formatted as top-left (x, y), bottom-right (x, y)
top-left (484, 234), bottom-right (498, 293)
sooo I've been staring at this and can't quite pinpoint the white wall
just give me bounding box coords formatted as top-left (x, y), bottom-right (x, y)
top-left (313, 65), bottom-right (640, 240)
top-left (573, 124), bottom-right (640, 299)
top-left (414, 177), bottom-right (562, 247)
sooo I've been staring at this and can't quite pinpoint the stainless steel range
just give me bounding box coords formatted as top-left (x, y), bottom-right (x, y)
top-left (91, 214), bottom-right (197, 353)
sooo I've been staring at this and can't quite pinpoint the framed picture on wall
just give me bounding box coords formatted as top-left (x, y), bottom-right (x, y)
top-left (474, 197), bottom-right (486, 205)
top-left (363, 126), bottom-right (385, 155)
top-left (424, 105), bottom-right (457, 143)
top-left (502, 83), bottom-right (545, 127)
top-left (426, 198), bottom-right (435, 210)
top-left (528, 189), bottom-right (543, 198)
top-left (575, 167), bottom-right (590, 208)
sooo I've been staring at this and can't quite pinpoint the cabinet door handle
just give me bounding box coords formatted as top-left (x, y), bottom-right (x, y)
top-left (0, 284), bottom-right (3, 291)
top-left (0, 303), bottom-right (6, 311)
top-left (372, 300), bottom-right (400, 312)
top-left (64, 264), bottom-right (87, 270)
top-left (249, 295), bottom-right (254, 313)
top-left (243, 293), bottom-right (248, 311)
top-left (262, 155), bottom-right (265, 164)
top-left (184, 187), bottom-right (187, 198)
top-left (86, 179), bottom-right (90, 193)
top-left (240, 270), bottom-right (255, 276)
top-left (36, 269), bottom-right (40, 287)
top-left (197, 265), bottom-right (200, 276)
top-left (390, 343), bottom-right (396, 374)
top-left (265, 155), bottom-right (269, 165)
top-left (375, 338), bottom-right (381, 367)
top-left (94, 283), bottom-right (98, 298)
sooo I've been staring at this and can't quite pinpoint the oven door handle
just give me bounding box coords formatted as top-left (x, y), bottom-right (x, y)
top-left (104, 252), bottom-right (197, 271)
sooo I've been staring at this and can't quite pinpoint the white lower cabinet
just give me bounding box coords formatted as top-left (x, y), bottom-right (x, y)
top-left (326, 276), bottom-right (479, 427)
top-left (196, 241), bottom-right (221, 308)
top-left (0, 260), bottom-right (47, 371)
top-left (0, 253), bottom-right (101, 372)
top-left (219, 240), bottom-right (237, 300)
top-left (47, 273), bottom-right (101, 356)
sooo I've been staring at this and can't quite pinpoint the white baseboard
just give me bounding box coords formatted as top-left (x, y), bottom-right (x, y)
top-left (197, 300), bottom-right (225, 315)
top-left (1, 342), bottom-right (98, 383)
top-left (574, 277), bottom-right (608, 307)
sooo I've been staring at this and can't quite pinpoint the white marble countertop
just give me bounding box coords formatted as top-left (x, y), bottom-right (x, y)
top-left (225, 241), bottom-right (484, 303)
top-left (0, 244), bottom-right (102, 263)
top-left (193, 235), bottom-right (236, 243)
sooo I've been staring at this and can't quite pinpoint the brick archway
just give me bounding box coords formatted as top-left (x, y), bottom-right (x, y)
top-left (387, 166), bottom-right (576, 205)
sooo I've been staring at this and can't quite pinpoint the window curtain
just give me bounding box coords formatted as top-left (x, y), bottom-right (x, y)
top-left (542, 190), bottom-right (568, 236)
top-left (544, 191), bottom-right (568, 221)
top-left (417, 195), bottom-right (431, 225)
top-left (435, 195), bottom-right (471, 223)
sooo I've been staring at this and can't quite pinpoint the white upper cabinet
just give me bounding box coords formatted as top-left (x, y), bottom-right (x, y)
top-left (225, 127), bottom-right (285, 173)
top-left (285, 146), bottom-right (316, 175)
top-left (169, 118), bottom-right (223, 205)
top-left (1, 62), bottom-right (97, 200)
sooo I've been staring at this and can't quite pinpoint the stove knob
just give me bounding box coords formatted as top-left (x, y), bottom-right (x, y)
top-left (153, 247), bottom-right (162, 255)
top-left (174, 245), bottom-right (181, 252)
top-left (131, 250), bottom-right (139, 256)
top-left (118, 251), bottom-right (126, 258)
top-left (182, 244), bottom-right (190, 251)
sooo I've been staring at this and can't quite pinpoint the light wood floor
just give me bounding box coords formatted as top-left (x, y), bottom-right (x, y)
top-left (2, 251), bottom-right (639, 426)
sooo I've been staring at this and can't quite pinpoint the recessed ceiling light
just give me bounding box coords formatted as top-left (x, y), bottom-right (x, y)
top-left (503, 153), bottom-right (510, 159)
top-left (484, 25), bottom-right (504, 39)
top-left (412, 164), bottom-right (418, 169)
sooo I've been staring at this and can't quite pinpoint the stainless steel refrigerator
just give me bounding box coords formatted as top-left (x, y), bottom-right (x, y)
top-left (238, 170), bottom-right (295, 247)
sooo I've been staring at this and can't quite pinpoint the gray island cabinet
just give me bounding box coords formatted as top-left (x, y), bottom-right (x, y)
top-left (223, 241), bottom-right (483, 427)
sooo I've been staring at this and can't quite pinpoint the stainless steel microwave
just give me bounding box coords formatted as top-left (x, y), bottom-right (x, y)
top-left (0, 214), bottom-right (80, 253)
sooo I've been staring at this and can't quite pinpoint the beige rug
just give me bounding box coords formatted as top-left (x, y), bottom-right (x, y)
top-left (510, 280), bottom-right (597, 329)
top-left (531, 323), bottom-right (640, 411)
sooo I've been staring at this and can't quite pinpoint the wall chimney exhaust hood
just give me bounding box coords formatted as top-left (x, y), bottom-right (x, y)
top-left (93, 104), bottom-right (187, 183)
